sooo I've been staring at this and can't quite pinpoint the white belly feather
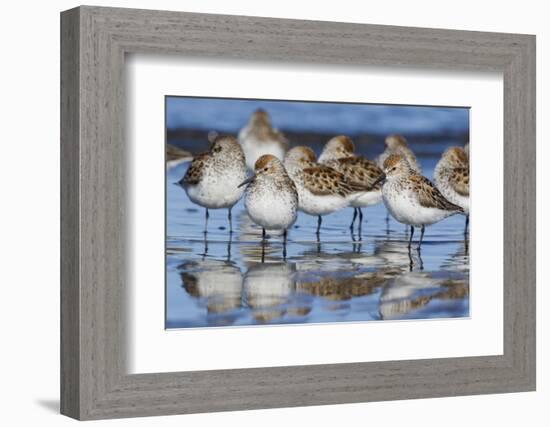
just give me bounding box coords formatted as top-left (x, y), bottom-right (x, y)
top-left (245, 187), bottom-right (297, 230)
top-left (297, 187), bottom-right (349, 216)
top-left (185, 168), bottom-right (246, 209)
top-left (382, 185), bottom-right (456, 226)
top-left (350, 190), bottom-right (383, 208)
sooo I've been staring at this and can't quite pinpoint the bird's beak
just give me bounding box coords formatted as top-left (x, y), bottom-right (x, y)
top-left (370, 172), bottom-right (386, 190)
top-left (238, 174), bottom-right (256, 188)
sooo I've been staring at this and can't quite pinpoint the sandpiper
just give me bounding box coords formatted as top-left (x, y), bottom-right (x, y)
top-left (372, 154), bottom-right (463, 250)
top-left (376, 134), bottom-right (422, 173)
top-left (238, 154), bottom-right (298, 258)
top-left (238, 109), bottom-right (289, 170)
top-left (177, 135), bottom-right (247, 233)
top-left (318, 135), bottom-right (384, 232)
top-left (284, 146), bottom-right (368, 237)
top-left (434, 146), bottom-right (470, 233)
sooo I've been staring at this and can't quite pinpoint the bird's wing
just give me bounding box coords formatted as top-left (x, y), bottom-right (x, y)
top-left (334, 156), bottom-right (385, 190)
top-left (450, 167), bottom-right (469, 197)
top-left (410, 174), bottom-right (463, 212)
top-left (302, 165), bottom-right (365, 197)
top-left (182, 152), bottom-right (209, 185)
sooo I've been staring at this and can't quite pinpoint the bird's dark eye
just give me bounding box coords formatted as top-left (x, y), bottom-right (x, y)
top-left (263, 167), bottom-right (268, 172)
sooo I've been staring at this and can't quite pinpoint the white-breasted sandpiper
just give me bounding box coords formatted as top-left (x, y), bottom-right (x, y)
top-left (372, 154), bottom-right (463, 251)
top-left (177, 135), bottom-right (247, 233)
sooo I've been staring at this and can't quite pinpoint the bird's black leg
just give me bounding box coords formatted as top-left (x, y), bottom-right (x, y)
top-left (261, 228), bottom-right (266, 263)
top-left (228, 207), bottom-right (233, 234)
top-left (202, 240), bottom-right (208, 259)
top-left (350, 208), bottom-right (358, 232)
top-left (226, 230), bottom-right (232, 261)
top-left (283, 229), bottom-right (288, 259)
top-left (408, 225), bottom-right (415, 249)
top-left (201, 208), bottom-right (210, 258)
top-left (358, 208), bottom-right (363, 237)
top-left (464, 215), bottom-right (469, 236)
top-left (204, 208), bottom-right (209, 234)
top-left (315, 216), bottom-right (322, 253)
top-left (417, 225), bottom-right (425, 251)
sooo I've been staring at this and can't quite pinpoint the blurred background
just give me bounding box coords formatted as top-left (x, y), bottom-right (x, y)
top-left (166, 96), bottom-right (469, 159)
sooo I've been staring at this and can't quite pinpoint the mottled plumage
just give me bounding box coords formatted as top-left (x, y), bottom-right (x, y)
top-left (434, 146), bottom-right (470, 214)
top-left (409, 174), bottom-right (463, 211)
top-left (301, 165), bottom-right (368, 197)
top-left (319, 135), bottom-right (384, 232)
top-left (239, 155), bottom-right (298, 258)
top-left (327, 157), bottom-right (383, 189)
top-left (182, 152), bottom-right (209, 185)
top-left (450, 168), bottom-right (469, 197)
top-left (285, 146), bottom-right (366, 213)
top-left (377, 154), bottom-right (462, 249)
top-left (238, 109), bottom-right (289, 170)
top-left (320, 136), bottom-right (384, 194)
top-left (284, 145), bottom-right (370, 236)
top-left (177, 136), bottom-right (248, 232)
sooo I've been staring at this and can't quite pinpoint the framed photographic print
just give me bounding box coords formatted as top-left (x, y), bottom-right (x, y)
top-left (61, 6), bottom-right (536, 420)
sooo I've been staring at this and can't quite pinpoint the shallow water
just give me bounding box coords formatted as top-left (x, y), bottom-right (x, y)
top-left (166, 151), bottom-right (469, 329)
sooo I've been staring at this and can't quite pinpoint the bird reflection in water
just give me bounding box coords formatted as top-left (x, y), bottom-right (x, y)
top-left (179, 260), bottom-right (243, 326)
top-left (243, 263), bottom-right (298, 323)
top-left (378, 272), bottom-right (438, 320)
top-left (298, 272), bottom-right (385, 315)
top-left (200, 229), bottom-right (234, 262)
top-left (237, 212), bottom-right (288, 263)
top-left (378, 271), bottom-right (469, 320)
top-left (440, 238), bottom-right (469, 273)
top-left (171, 215), bottom-right (469, 327)
top-left (350, 229), bottom-right (363, 253)
top-left (407, 247), bottom-right (424, 271)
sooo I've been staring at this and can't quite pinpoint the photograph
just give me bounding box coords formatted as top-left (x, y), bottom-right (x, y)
top-left (165, 96), bottom-right (470, 328)
top-left (51, 3), bottom-right (538, 421)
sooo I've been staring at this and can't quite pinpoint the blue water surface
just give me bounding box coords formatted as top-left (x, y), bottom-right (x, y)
top-left (166, 96), bottom-right (469, 136)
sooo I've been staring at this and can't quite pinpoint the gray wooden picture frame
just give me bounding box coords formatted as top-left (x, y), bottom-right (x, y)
top-left (60, 5), bottom-right (536, 420)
